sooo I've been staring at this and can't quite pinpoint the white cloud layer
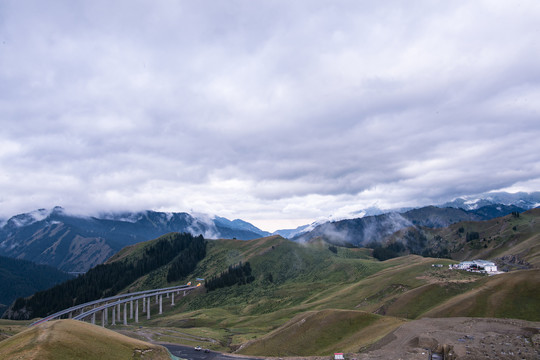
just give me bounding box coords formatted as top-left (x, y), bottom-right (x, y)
top-left (1, 0), bottom-right (539, 231)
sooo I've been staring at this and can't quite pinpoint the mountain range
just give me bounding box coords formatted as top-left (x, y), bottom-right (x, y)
top-left (0, 192), bottom-right (538, 273)
top-left (442, 191), bottom-right (540, 210)
top-left (0, 207), bottom-right (269, 272)
top-left (276, 191), bottom-right (540, 238)
top-left (292, 204), bottom-right (527, 245)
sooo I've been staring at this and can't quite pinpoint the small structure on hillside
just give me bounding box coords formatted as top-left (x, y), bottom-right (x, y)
top-left (334, 353), bottom-right (345, 360)
top-left (449, 259), bottom-right (498, 274)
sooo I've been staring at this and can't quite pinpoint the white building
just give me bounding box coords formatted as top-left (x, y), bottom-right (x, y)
top-left (451, 259), bottom-right (498, 273)
top-left (473, 260), bottom-right (497, 273)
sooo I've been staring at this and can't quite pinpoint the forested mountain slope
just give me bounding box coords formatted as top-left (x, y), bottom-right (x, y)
top-left (0, 256), bottom-right (72, 317)
top-left (3, 232), bottom-right (206, 320)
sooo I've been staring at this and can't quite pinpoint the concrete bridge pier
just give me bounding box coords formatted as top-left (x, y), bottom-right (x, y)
top-left (159, 294), bottom-right (163, 314)
top-left (135, 300), bottom-right (139, 323)
top-left (155, 294), bottom-right (158, 304)
top-left (143, 296), bottom-right (146, 312)
top-left (112, 306), bottom-right (116, 326)
top-left (147, 297), bottom-right (151, 320)
top-left (91, 312), bottom-right (96, 325)
top-left (166, 292), bottom-right (169, 298)
top-left (123, 302), bottom-right (127, 325)
top-left (102, 309), bottom-right (106, 327)
top-left (117, 303), bottom-right (121, 322)
top-left (171, 292), bottom-right (175, 306)
top-left (69, 311), bottom-right (73, 319)
top-left (130, 299), bottom-right (133, 319)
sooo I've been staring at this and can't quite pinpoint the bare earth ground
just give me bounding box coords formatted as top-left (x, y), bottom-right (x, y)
top-left (117, 317), bottom-right (540, 360)
top-left (356, 317), bottom-right (540, 360)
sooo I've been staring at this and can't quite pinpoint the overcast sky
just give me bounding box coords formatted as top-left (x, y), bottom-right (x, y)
top-left (1, 1), bottom-right (539, 231)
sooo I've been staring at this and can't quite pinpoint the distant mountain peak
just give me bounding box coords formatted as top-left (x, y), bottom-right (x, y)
top-left (443, 191), bottom-right (540, 211)
top-left (7, 208), bottom-right (53, 228)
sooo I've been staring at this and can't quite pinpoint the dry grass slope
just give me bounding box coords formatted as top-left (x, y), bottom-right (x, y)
top-left (0, 319), bottom-right (171, 360)
top-left (423, 269), bottom-right (540, 320)
top-left (238, 309), bottom-right (405, 357)
top-left (435, 208), bottom-right (540, 266)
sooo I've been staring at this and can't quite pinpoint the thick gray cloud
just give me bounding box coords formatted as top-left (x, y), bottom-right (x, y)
top-left (1, 0), bottom-right (540, 231)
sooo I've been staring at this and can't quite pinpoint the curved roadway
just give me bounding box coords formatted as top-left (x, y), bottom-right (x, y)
top-left (31, 284), bottom-right (194, 326)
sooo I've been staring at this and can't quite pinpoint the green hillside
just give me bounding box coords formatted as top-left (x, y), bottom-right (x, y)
top-left (0, 256), bottom-right (72, 317)
top-left (4, 212), bottom-right (539, 357)
top-left (423, 269), bottom-right (540, 319)
top-left (381, 208), bottom-right (540, 266)
top-left (442, 208), bottom-right (540, 266)
top-left (238, 309), bottom-right (405, 357)
top-left (112, 234), bottom-right (539, 356)
top-left (4, 232), bottom-right (206, 320)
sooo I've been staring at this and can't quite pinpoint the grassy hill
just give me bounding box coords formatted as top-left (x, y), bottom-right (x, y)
top-left (238, 309), bottom-right (405, 357)
top-left (4, 212), bottom-right (539, 357)
top-left (427, 208), bottom-right (540, 266)
top-left (0, 319), bottom-right (170, 360)
top-left (380, 208), bottom-right (540, 266)
top-left (108, 234), bottom-right (539, 356)
top-left (423, 269), bottom-right (540, 319)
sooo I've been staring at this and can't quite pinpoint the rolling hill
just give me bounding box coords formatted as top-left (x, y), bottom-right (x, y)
top-left (3, 210), bottom-right (539, 357)
top-left (382, 208), bottom-right (540, 267)
top-left (132, 238), bottom-right (539, 356)
top-left (0, 319), bottom-right (170, 360)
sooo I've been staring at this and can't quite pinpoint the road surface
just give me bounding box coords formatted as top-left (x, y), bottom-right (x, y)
top-left (161, 343), bottom-right (262, 360)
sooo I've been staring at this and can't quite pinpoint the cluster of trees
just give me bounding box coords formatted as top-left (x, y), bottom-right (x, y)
top-left (166, 235), bottom-right (207, 282)
top-left (370, 242), bottom-right (406, 261)
top-left (9, 233), bottom-right (207, 319)
top-left (204, 262), bottom-right (255, 292)
top-left (466, 231), bottom-right (480, 242)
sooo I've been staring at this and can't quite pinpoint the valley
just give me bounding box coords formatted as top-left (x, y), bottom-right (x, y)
top-left (0, 206), bottom-right (539, 359)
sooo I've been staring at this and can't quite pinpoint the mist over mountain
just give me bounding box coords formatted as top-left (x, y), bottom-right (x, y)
top-left (0, 192), bottom-right (537, 273)
top-left (293, 204), bottom-right (527, 246)
top-left (442, 191), bottom-right (540, 210)
top-left (0, 207), bottom-right (269, 272)
top-left (279, 191), bottom-right (538, 240)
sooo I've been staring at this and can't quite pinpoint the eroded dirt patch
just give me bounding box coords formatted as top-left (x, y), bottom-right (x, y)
top-left (359, 317), bottom-right (540, 360)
